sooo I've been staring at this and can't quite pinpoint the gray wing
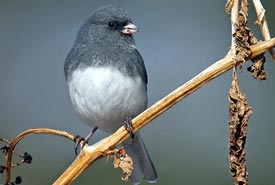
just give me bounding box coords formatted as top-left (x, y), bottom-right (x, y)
top-left (130, 48), bottom-right (148, 85)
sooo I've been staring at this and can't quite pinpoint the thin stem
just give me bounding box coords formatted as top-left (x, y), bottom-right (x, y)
top-left (252, 0), bottom-right (275, 60)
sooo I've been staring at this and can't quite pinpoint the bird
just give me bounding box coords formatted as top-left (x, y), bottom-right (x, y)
top-left (64, 5), bottom-right (158, 184)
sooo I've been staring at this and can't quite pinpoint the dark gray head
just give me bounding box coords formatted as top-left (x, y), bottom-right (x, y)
top-left (65, 5), bottom-right (147, 84)
top-left (75, 5), bottom-right (137, 45)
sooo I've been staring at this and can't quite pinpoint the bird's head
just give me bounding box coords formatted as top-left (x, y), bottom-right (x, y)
top-left (76, 5), bottom-right (138, 44)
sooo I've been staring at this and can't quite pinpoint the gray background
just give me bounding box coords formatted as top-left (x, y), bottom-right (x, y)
top-left (1, 0), bottom-right (275, 184)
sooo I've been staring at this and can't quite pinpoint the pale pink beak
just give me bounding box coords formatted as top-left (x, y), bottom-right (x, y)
top-left (121, 22), bottom-right (138, 35)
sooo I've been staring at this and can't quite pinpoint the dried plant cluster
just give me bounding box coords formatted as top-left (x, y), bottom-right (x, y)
top-left (228, 69), bottom-right (252, 184)
top-left (111, 148), bottom-right (134, 182)
top-left (226, 0), bottom-right (274, 184)
top-left (1, 0), bottom-right (275, 184)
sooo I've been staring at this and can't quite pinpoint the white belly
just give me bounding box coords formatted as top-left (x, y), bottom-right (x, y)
top-left (67, 66), bottom-right (147, 133)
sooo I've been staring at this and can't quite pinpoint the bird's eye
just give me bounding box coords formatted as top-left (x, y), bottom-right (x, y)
top-left (108, 21), bottom-right (116, 29)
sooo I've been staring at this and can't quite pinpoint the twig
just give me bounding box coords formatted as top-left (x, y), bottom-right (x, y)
top-left (228, 0), bottom-right (239, 51)
top-left (252, 0), bottom-right (275, 61)
top-left (5, 128), bottom-right (74, 182)
top-left (53, 38), bottom-right (275, 184)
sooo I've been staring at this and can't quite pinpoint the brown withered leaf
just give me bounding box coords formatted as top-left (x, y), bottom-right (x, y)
top-left (240, 0), bottom-right (249, 20)
top-left (232, 0), bottom-right (260, 73)
top-left (246, 29), bottom-right (267, 80)
top-left (111, 147), bottom-right (133, 182)
top-left (247, 54), bottom-right (267, 80)
top-left (228, 68), bottom-right (253, 185)
top-left (232, 0), bottom-right (267, 81)
top-left (233, 22), bottom-right (251, 67)
top-left (225, 0), bottom-right (234, 16)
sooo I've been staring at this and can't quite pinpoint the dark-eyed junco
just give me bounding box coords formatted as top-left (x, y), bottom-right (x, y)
top-left (64, 5), bottom-right (157, 184)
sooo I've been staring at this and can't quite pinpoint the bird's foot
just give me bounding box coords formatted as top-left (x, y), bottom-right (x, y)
top-left (73, 126), bottom-right (98, 155)
top-left (124, 117), bottom-right (135, 141)
top-left (73, 135), bottom-right (86, 155)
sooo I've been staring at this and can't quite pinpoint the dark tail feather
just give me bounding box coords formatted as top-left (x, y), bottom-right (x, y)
top-left (122, 133), bottom-right (158, 185)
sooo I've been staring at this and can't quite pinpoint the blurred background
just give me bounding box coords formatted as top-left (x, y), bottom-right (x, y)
top-left (1, 0), bottom-right (275, 184)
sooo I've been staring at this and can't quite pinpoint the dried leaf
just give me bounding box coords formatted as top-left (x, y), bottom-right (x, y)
top-left (232, 0), bottom-right (260, 72)
top-left (247, 54), bottom-right (267, 80)
top-left (225, 0), bottom-right (234, 16)
top-left (232, 0), bottom-right (267, 81)
top-left (110, 148), bottom-right (133, 182)
top-left (228, 68), bottom-right (252, 185)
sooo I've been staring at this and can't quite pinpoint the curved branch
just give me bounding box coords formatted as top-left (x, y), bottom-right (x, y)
top-left (5, 128), bottom-right (74, 182)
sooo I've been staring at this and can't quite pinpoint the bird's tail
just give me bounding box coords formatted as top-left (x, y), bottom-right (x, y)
top-left (122, 133), bottom-right (158, 185)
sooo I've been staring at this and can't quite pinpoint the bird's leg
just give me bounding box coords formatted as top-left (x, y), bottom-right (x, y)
top-left (85, 126), bottom-right (98, 142)
top-left (73, 126), bottom-right (98, 155)
top-left (124, 117), bottom-right (135, 141)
